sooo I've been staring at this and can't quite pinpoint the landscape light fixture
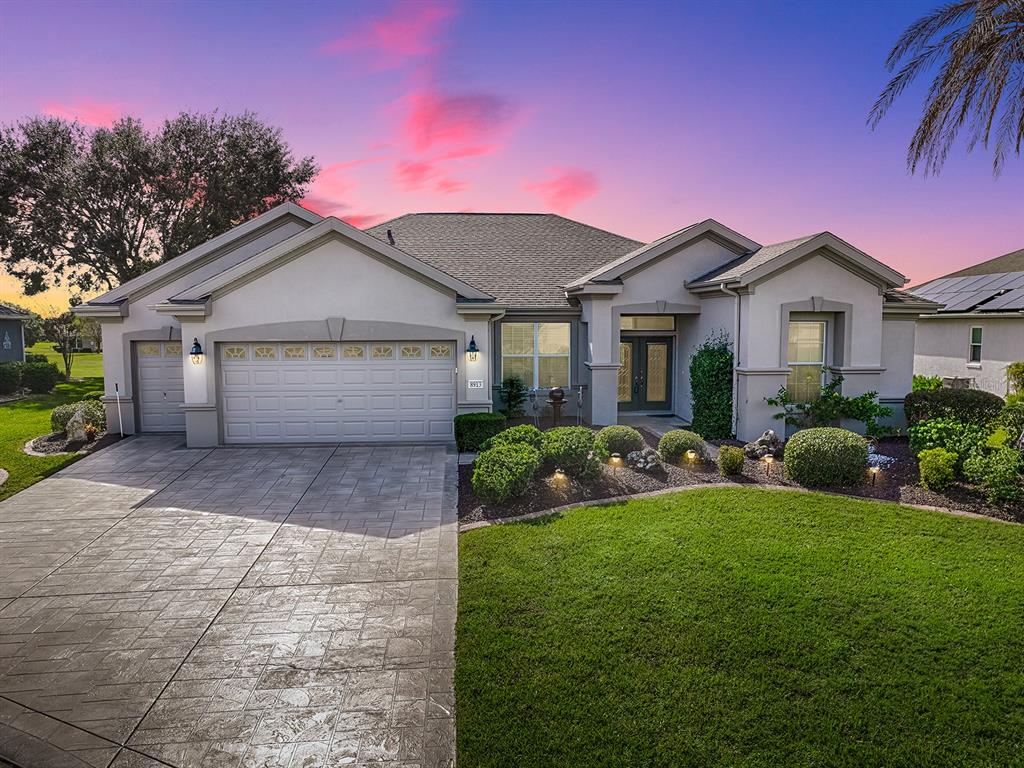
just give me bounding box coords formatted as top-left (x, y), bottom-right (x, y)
top-left (553, 468), bottom-right (566, 482)
top-left (467, 335), bottom-right (479, 362)
top-left (611, 453), bottom-right (622, 475)
top-left (189, 338), bottom-right (204, 365)
top-left (763, 454), bottom-right (774, 476)
top-left (870, 466), bottom-right (879, 485)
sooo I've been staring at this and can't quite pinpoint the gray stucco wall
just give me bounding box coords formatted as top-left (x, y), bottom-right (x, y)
top-left (0, 319), bottom-right (25, 363)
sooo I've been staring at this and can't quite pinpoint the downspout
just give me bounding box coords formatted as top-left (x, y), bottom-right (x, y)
top-left (720, 283), bottom-right (741, 437)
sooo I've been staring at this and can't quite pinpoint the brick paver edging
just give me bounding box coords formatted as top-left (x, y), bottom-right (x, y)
top-left (459, 482), bottom-right (1017, 532)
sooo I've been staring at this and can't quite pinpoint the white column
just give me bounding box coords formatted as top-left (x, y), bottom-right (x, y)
top-left (581, 296), bottom-right (619, 426)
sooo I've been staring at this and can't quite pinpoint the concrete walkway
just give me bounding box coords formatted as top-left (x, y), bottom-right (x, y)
top-left (0, 436), bottom-right (457, 768)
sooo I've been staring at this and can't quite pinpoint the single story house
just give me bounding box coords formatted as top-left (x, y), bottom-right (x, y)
top-left (74, 203), bottom-right (935, 447)
top-left (911, 248), bottom-right (1024, 396)
top-left (0, 304), bottom-right (28, 363)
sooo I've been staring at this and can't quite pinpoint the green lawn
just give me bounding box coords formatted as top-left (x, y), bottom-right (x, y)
top-left (457, 488), bottom-right (1024, 768)
top-left (0, 378), bottom-right (102, 501)
top-left (26, 341), bottom-right (104, 379)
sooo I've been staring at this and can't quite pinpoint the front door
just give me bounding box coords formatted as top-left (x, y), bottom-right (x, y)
top-left (617, 337), bottom-right (672, 411)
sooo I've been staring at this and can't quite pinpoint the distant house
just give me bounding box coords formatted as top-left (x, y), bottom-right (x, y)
top-left (912, 248), bottom-right (1024, 396)
top-left (0, 304), bottom-right (28, 363)
top-left (74, 203), bottom-right (936, 446)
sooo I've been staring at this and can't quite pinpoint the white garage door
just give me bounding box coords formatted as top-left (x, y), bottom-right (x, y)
top-left (219, 341), bottom-right (457, 444)
top-left (135, 341), bottom-right (186, 432)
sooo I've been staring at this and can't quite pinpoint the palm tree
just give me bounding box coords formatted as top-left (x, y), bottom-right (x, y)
top-left (868, 1), bottom-right (1024, 176)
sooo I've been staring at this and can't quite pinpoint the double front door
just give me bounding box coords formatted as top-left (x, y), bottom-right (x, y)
top-left (618, 336), bottom-right (672, 411)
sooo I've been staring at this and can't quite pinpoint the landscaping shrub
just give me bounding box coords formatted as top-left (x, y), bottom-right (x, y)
top-left (541, 426), bottom-right (600, 479)
top-left (0, 361), bottom-right (21, 395)
top-left (689, 332), bottom-right (733, 439)
top-left (480, 424), bottom-right (543, 452)
top-left (996, 402), bottom-right (1024, 442)
top-left (83, 390), bottom-right (104, 401)
top-left (19, 361), bottom-right (62, 393)
top-left (498, 375), bottom-right (528, 418)
top-left (594, 425), bottom-right (644, 459)
top-left (766, 375), bottom-right (892, 438)
top-left (454, 412), bottom-right (507, 452)
top-left (908, 418), bottom-right (988, 462)
top-left (963, 448), bottom-right (1023, 503)
top-left (912, 374), bottom-right (943, 392)
top-left (1007, 361), bottom-right (1024, 394)
top-left (717, 445), bottom-right (745, 476)
top-left (783, 427), bottom-right (867, 488)
top-left (51, 400), bottom-right (107, 433)
top-left (24, 353), bottom-right (49, 364)
top-left (658, 429), bottom-right (709, 463)
top-left (904, 388), bottom-right (1003, 426)
top-left (471, 443), bottom-right (542, 503)
top-left (918, 448), bottom-right (958, 491)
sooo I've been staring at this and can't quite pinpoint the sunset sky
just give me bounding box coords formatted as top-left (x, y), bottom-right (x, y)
top-left (2, 0), bottom-right (1022, 313)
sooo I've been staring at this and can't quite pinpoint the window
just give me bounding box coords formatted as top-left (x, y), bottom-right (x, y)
top-left (253, 345), bottom-right (277, 360)
top-left (501, 322), bottom-right (570, 388)
top-left (371, 344), bottom-right (394, 359)
top-left (429, 343), bottom-right (453, 359)
top-left (969, 327), bottom-right (982, 363)
top-left (400, 344), bottom-right (423, 359)
top-left (786, 321), bottom-right (826, 402)
top-left (223, 346), bottom-right (247, 360)
top-left (620, 315), bottom-right (674, 331)
top-left (312, 345), bottom-right (336, 360)
top-left (283, 345), bottom-right (306, 360)
top-left (343, 344), bottom-right (365, 359)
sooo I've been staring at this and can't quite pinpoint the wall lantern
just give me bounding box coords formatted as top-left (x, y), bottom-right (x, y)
top-left (467, 335), bottom-right (479, 362)
top-left (189, 337), bottom-right (204, 365)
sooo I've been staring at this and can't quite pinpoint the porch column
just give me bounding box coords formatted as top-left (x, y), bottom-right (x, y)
top-left (179, 320), bottom-right (218, 447)
top-left (581, 296), bottom-right (619, 426)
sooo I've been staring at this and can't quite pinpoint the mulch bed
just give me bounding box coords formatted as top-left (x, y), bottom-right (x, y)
top-left (458, 429), bottom-right (1022, 525)
top-left (27, 430), bottom-right (123, 456)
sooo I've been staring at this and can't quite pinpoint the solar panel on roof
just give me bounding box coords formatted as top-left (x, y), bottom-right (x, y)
top-left (980, 287), bottom-right (1024, 311)
top-left (940, 290), bottom-right (999, 312)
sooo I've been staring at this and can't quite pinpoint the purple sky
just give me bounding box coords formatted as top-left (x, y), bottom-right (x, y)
top-left (1, 0), bottom-right (1022, 310)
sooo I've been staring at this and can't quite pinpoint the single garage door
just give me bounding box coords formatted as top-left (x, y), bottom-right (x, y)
top-left (135, 341), bottom-right (186, 432)
top-left (219, 341), bottom-right (456, 444)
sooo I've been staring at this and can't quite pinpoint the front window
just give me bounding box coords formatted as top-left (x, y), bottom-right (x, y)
top-left (969, 327), bottom-right (982, 363)
top-left (786, 321), bottom-right (826, 402)
top-left (501, 322), bottom-right (570, 388)
top-left (620, 315), bottom-right (675, 331)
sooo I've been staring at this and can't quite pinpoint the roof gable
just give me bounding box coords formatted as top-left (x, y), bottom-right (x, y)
top-left (158, 216), bottom-right (494, 312)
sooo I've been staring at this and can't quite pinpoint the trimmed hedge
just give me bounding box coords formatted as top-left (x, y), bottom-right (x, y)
top-left (594, 425), bottom-right (644, 459)
top-left (658, 430), bottom-right (709, 463)
top-left (0, 361), bottom-right (21, 395)
top-left (471, 443), bottom-right (541, 503)
top-left (717, 445), bottom-right (745, 476)
top-left (480, 424), bottom-right (543, 452)
top-left (904, 388), bottom-right (1003, 427)
top-left (912, 374), bottom-right (942, 392)
top-left (541, 426), bottom-right (600, 479)
top-left (689, 333), bottom-right (734, 439)
top-left (918, 448), bottom-right (957, 491)
top-left (783, 427), bottom-right (867, 488)
top-left (20, 361), bottom-right (62, 394)
top-left (51, 400), bottom-right (107, 433)
top-left (454, 412), bottom-right (507, 452)
top-left (908, 418), bottom-right (987, 463)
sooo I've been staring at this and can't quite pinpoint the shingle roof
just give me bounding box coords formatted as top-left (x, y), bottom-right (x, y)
top-left (366, 213), bottom-right (643, 308)
top-left (943, 247), bottom-right (1024, 278)
top-left (883, 288), bottom-right (939, 307)
top-left (566, 224), bottom-right (699, 287)
top-left (0, 303), bottom-right (30, 319)
top-left (690, 234), bottom-right (819, 285)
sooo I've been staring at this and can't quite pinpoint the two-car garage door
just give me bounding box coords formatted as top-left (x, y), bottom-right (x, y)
top-left (219, 341), bottom-right (456, 444)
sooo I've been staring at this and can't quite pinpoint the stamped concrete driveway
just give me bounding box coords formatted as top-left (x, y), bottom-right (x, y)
top-left (0, 436), bottom-right (457, 768)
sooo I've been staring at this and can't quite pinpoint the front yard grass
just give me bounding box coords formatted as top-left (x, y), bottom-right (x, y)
top-left (26, 342), bottom-right (104, 380)
top-left (457, 487), bottom-right (1024, 767)
top-left (0, 378), bottom-right (102, 501)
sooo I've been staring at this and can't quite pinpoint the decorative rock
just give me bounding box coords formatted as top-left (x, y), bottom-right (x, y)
top-left (743, 429), bottom-right (784, 459)
top-left (626, 447), bottom-right (661, 472)
top-left (65, 411), bottom-right (88, 444)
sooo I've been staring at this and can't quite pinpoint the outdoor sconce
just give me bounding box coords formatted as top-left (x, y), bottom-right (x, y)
top-left (467, 335), bottom-right (479, 362)
top-left (189, 338), bottom-right (204, 365)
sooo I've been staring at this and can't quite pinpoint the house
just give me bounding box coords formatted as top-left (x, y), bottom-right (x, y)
top-left (0, 304), bottom-right (28, 363)
top-left (911, 248), bottom-right (1024, 395)
top-left (73, 203), bottom-right (935, 447)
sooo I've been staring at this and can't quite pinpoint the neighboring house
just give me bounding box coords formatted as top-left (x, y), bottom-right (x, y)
top-left (0, 304), bottom-right (28, 363)
top-left (911, 248), bottom-right (1024, 396)
top-left (73, 203), bottom-right (934, 447)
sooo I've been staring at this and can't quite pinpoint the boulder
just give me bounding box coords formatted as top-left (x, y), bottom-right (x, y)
top-left (743, 429), bottom-right (784, 459)
top-left (626, 447), bottom-right (661, 472)
top-left (65, 410), bottom-right (88, 444)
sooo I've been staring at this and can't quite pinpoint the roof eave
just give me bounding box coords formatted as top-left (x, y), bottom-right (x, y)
top-left (71, 302), bottom-right (128, 319)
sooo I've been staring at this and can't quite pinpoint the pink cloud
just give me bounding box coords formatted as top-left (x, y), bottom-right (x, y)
top-left (525, 168), bottom-right (600, 214)
top-left (321, 0), bottom-right (457, 69)
top-left (41, 100), bottom-right (121, 127)
top-left (403, 89), bottom-right (514, 153)
top-left (395, 159), bottom-right (436, 190)
top-left (436, 177), bottom-right (468, 194)
top-left (343, 213), bottom-right (385, 229)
